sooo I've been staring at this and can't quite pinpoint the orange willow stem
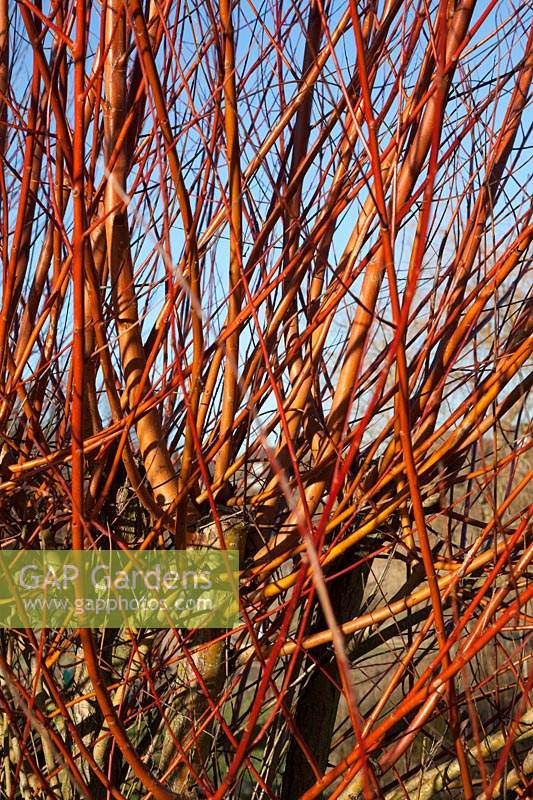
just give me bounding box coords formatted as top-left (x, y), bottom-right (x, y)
top-left (71, 0), bottom-right (86, 553)
top-left (215, 0), bottom-right (243, 486)
top-left (128, 0), bottom-right (203, 541)
top-left (104, 0), bottom-right (180, 515)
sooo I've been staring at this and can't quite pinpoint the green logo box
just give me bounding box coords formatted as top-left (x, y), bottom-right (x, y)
top-left (0, 550), bottom-right (239, 629)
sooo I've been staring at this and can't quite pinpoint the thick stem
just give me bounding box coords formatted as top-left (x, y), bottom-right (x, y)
top-left (214, 0), bottom-right (243, 486)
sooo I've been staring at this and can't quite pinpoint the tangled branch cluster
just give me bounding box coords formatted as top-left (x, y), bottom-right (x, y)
top-left (0, 0), bottom-right (531, 797)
